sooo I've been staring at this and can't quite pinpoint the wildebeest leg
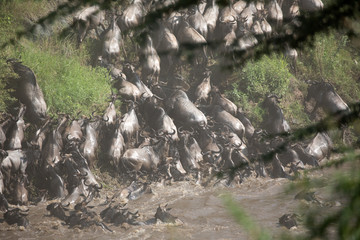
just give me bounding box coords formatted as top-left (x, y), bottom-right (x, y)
top-left (309, 102), bottom-right (319, 120)
top-left (341, 127), bottom-right (348, 145)
top-left (195, 171), bottom-right (202, 185)
top-left (202, 45), bottom-right (208, 65)
top-left (256, 159), bottom-right (267, 178)
top-left (120, 33), bottom-right (128, 59)
top-left (95, 27), bottom-right (102, 40)
top-left (99, 22), bottom-right (106, 31)
top-left (135, 131), bottom-right (139, 147)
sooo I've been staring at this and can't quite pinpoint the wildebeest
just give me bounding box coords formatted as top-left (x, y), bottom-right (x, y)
top-left (306, 81), bottom-right (350, 117)
top-left (177, 128), bottom-right (202, 174)
top-left (210, 86), bottom-right (237, 116)
top-left (266, 0), bottom-right (283, 30)
top-left (187, 5), bottom-right (208, 39)
top-left (150, 20), bottom-right (179, 78)
top-left (120, 101), bottom-right (140, 147)
top-left (166, 90), bottom-right (207, 129)
top-left (4, 208), bottom-right (29, 227)
top-left (262, 94), bottom-right (291, 135)
top-left (67, 143), bottom-right (102, 190)
top-left (140, 97), bottom-right (179, 142)
top-left (5, 104), bottom-right (28, 150)
top-left (63, 115), bottom-right (84, 143)
top-left (108, 119), bottom-right (125, 170)
top-left (74, 5), bottom-right (105, 45)
top-left (306, 81), bottom-right (350, 141)
top-left (0, 115), bottom-right (13, 149)
top-left (80, 114), bottom-right (101, 168)
top-left (196, 128), bottom-right (222, 165)
top-left (31, 117), bottom-right (52, 151)
top-left (113, 73), bottom-right (142, 102)
top-left (305, 131), bottom-right (333, 162)
top-left (236, 111), bottom-right (255, 140)
top-left (173, 16), bottom-right (208, 65)
top-left (211, 105), bottom-right (245, 142)
top-left (123, 63), bottom-right (154, 99)
top-left (118, 0), bottom-right (153, 33)
top-left (41, 115), bottom-right (68, 198)
top-left (7, 59), bottom-right (47, 124)
top-left (100, 13), bottom-right (123, 63)
top-left (203, 0), bottom-right (219, 42)
top-left (235, 16), bottom-right (259, 51)
top-left (239, 2), bottom-right (256, 29)
top-left (121, 134), bottom-right (171, 175)
top-left (140, 33), bottom-right (161, 86)
top-left (14, 173), bottom-right (28, 205)
top-left (215, 2), bottom-right (238, 41)
top-left (282, 0), bottom-right (300, 19)
top-left (1, 149), bottom-right (33, 187)
top-left (194, 70), bottom-right (212, 105)
top-left (233, 0), bottom-right (247, 15)
top-left (103, 95), bottom-right (117, 127)
top-left (299, 0), bottom-right (323, 12)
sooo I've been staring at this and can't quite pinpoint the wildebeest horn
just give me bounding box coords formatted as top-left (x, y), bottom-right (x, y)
top-left (188, 127), bottom-right (194, 135)
top-left (168, 129), bottom-right (176, 135)
top-left (178, 126), bottom-right (184, 134)
top-left (201, 150), bottom-right (211, 156)
top-left (240, 16), bottom-right (248, 23)
top-left (139, 129), bottom-right (147, 138)
top-left (0, 149), bottom-right (8, 158)
top-left (140, 92), bottom-right (148, 100)
top-left (213, 143), bottom-right (223, 154)
top-left (66, 134), bottom-right (72, 141)
top-left (90, 110), bottom-right (97, 119)
top-left (76, 171), bottom-right (88, 178)
top-left (153, 94), bottom-right (164, 101)
top-left (157, 129), bottom-right (165, 136)
top-left (103, 115), bottom-right (109, 122)
top-left (96, 183), bottom-right (103, 190)
top-left (229, 15), bottom-right (236, 23)
top-left (199, 120), bottom-right (207, 129)
top-left (207, 119), bottom-right (215, 127)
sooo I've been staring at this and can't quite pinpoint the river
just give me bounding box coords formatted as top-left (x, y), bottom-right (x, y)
top-left (0, 163), bottom-right (344, 240)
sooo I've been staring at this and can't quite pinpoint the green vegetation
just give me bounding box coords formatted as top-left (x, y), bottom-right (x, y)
top-left (225, 54), bottom-right (292, 125)
top-left (17, 38), bottom-right (112, 117)
top-left (0, 0), bottom-right (360, 239)
top-left (297, 31), bottom-right (360, 103)
top-left (224, 30), bottom-right (360, 129)
top-left (237, 54), bottom-right (292, 101)
top-left (0, 0), bottom-right (112, 118)
top-left (0, 56), bottom-right (16, 113)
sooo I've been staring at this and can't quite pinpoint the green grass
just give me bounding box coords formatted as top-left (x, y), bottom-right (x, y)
top-left (16, 38), bottom-right (112, 117)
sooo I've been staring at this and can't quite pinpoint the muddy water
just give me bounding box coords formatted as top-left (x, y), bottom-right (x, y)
top-left (0, 174), bottom-right (314, 240)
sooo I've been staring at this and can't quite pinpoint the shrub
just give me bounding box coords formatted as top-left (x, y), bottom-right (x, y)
top-left (225, 54), bottom-right (292, 126)
top-left (237, 54), bottom-right (292, 101)
top-left (297, 31), bottom-right (360, 103)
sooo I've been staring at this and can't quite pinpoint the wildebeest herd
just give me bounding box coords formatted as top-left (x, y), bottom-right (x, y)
top-left (0, 0), bottom-right (351, 230)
